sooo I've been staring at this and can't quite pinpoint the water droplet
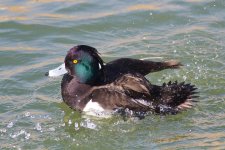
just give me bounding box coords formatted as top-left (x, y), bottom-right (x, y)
top-left (88, 123), bottom-right (97, 129)
top-left (149, 12), bottom-right (153, 15)
top-left (74, 122), bottom-right (79, 131)
top-left (68, 120), bottom-right (72, 125)
top-left (83, 119), bottom-right (97, 130)
top-left (25, 132), bottom-right (30, 140)
top-left (183, 76), bottom-right (187, 81)
top-left (10, 133), bottom-right (17, 138)
top-left (49, 127), bottom-right (55, 132)
top-left (10, 129), bottom-right (26, 139)
top-left (19, 129), bottom-right (25, 135)
top-left (30, 115), bottom-right (35, 119)
top-left (0, 128), bottom-right (7, 133)
top-left (24, 112), bottom-right (30, 117)
top-left (35, 123), bottom-right (42, 131)
top-left (60, 123), bottom-right (65, 127)
top-left (7, 122), bottom-right (14, 128)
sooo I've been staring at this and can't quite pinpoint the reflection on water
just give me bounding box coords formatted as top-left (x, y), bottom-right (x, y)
top-left (0, 1), bottom-right (194, 22)
top-left (127, 4), bottom-right (160, 11)
top-left (5, 6), bottom-right (28, 13)
top-left (0, 46), bottom-right (40, 51)
top-left (0, 0), bottom-right (225, 149)
top-left (0, 57), bottom-right (64, 78)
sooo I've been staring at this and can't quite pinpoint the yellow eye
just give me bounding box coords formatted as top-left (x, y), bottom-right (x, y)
top-left (73, 59), bottom-right (78, 64)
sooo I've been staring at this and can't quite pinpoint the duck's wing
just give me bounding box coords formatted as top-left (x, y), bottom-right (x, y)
top-left (83, 73), bottom-right (198, 115)
top-left (152, 81), bottom-right (198, 114)
top-left (85, 73), bottom-right (155, 112)
top-left (104, 58), bottom-right (182, 82)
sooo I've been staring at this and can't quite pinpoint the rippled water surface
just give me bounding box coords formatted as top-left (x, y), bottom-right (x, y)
top-left (0, 0), bottom-right (225, 149)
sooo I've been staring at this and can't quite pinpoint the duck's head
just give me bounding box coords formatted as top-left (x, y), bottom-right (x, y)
top-left (64, 45), bottom-right (104, 85)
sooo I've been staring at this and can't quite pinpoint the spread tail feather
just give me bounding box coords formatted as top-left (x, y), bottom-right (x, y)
top-left (154, 81), bottom-right (198, 114)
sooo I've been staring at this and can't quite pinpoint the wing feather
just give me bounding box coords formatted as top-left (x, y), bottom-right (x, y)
top-left (87, 73), bottom-right (153, 111)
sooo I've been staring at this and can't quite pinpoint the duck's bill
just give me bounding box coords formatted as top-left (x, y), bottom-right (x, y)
top-left (45, 63), bottom-right (67, 77)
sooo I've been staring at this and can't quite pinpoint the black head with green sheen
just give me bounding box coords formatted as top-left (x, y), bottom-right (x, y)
top-left (65, 45), bottom-right (104, 85)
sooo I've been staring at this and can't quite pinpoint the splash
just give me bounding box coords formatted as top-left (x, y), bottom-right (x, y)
top-left (9, 129), bottom-right (31, 140)
top-left (80, 119), bottom-right (97, 130)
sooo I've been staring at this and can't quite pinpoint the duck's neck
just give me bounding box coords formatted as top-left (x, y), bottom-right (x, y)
top-left (61, 74), bottom-right (92, 111)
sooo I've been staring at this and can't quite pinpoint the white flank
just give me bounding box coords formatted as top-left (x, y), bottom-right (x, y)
top-left (83, 100), bottom-right (112, 118)
top-left (83, 99), bottom-right (104, 112)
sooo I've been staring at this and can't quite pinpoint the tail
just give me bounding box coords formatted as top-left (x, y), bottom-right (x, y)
top-left (154, 81), bottom-right (198, 115)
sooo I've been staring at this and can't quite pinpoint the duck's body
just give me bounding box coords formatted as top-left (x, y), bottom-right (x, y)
top-left (58, 45), bottom-right (197, 117)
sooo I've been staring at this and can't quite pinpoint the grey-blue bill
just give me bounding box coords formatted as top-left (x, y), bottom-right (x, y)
top-left (45, 63), bottom-right (67, 77)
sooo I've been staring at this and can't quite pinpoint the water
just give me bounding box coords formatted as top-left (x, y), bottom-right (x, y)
top-left (0, 0), bottom-right (225, 149)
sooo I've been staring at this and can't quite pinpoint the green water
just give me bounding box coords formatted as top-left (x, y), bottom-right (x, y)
top-left (0, 0), bottom-right (225, 149)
